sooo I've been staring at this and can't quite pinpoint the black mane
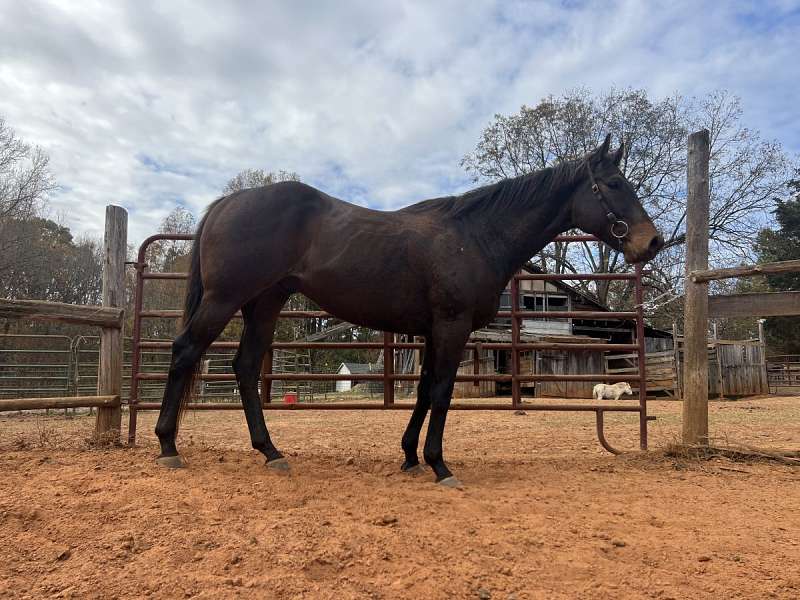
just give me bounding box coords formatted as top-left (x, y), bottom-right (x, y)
top-left (399, 159), bottom-right (584, 221)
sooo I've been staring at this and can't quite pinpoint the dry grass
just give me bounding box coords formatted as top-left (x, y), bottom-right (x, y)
top-left (664, 440), bottom-right (800, 465)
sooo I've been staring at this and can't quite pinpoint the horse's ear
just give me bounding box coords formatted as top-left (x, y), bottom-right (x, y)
top-left (612, 142), bottom-right (624, 166)
top-left (590, 134), bottom-right (613, 165)
top-left (600, 133), bottom-right (611, 156)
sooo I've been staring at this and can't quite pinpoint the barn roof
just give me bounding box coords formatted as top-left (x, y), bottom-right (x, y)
top-left (339, 362), bottom-right (382, 374)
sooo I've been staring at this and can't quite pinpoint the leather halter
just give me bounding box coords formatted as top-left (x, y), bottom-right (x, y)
top-left (585, 160), bottom-right (629, 244)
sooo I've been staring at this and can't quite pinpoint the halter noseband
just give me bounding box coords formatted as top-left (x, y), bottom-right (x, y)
top-left (585, 161), bottom-right (629, 246)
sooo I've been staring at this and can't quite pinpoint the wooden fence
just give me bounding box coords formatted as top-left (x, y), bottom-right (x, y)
top-left (453, 356), bottom-right (495, 398)
top-left (0, 206), bottom-right (127, 442)
top-left (708, 341), bottom-right (768, 397)
top-left (534, 348), bottom-right (606, 398)
top-left (606, 350), bottom-right (678, 398)
top-left (683, 129), bottom-right (800, 444)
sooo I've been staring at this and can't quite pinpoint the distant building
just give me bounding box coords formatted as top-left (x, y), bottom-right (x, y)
top-left (452, 263), bottom-right (674, 399)
top-left (335, 362), bottom-right (382, 392)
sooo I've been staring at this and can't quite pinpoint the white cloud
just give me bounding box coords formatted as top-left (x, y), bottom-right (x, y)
top-left (0, 0), bottom-right (798, 244)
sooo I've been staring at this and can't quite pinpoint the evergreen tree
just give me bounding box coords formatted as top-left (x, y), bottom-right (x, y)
top-left (757, 176), bottom-right (800, 354)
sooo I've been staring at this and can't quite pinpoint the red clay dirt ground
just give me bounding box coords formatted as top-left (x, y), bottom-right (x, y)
top-left (1, 396), bottom-right (799, 599)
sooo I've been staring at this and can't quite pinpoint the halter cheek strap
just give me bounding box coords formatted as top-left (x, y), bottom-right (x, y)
top-left (585, 161), bottom-right (629, 245)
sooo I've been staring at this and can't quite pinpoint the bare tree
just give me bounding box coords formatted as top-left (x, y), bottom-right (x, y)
top-left (138, 206), bottom-right (199, 339)
top-left (462, 89), bottom-right (794, 309)
top-left (222, 169), bottom-right (299, 195)
top-left (0, 117), bottom-right (57, 280)
top-left (150, 205), bottom-right (197, 265)
top-left (0, 218), bottom-right (102, 305)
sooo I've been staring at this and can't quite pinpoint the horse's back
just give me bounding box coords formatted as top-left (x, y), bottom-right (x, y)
top-left (198, 182), bottom-right (334, 293)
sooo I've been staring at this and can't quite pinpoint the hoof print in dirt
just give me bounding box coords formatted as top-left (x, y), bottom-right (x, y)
top-left (266, 457), bottom-right (290, 472)
top-left (437, 476), bottom-right (463, 489)
top-left (155, 455), bottom-right (185, 469)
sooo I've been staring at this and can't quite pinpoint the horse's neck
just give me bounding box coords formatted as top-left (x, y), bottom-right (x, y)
top-left (466, 176), bottom-right (576, 285)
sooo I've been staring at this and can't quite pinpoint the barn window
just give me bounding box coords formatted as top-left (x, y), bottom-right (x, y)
top-left (521, 294), bottom-right (569, 314)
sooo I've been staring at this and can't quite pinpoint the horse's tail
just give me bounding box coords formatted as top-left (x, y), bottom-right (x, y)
top-left (177, 198), bottom-right (220, 427)
top-left (182, 219), bottom-right (205, 329)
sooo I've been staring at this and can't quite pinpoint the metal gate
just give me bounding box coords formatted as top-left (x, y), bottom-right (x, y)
top-left (127, 233), bottom-right (649, 453)
top-left (767, 355), bottom-right (800, 392)
top-left (0, 334), bottom-right (74, 399)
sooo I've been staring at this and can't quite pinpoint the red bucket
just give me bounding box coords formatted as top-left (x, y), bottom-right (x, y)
top-left (283, 392), bottom-right (298, 404)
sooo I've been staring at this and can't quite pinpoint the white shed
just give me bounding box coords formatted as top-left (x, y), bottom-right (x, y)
top-left (336, 362), bottom-right (379, 392)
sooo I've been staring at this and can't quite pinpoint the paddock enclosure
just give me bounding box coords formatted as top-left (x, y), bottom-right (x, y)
top-left (2, 130), bottom-right (800, 598)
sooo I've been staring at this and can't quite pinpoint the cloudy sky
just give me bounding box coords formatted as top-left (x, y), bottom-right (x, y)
top-left (1, 0), bottom-right (799, 243)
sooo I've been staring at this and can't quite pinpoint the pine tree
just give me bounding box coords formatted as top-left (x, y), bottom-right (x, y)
top-left (757, 176), bottom-right (800, 354)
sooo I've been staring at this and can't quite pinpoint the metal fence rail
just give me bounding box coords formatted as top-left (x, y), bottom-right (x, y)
top-left (126, 232), bottom-right (650, 454)
top-left (767, 355), bottom-right (800, 392)
top-left (0, 334), bottom-right (73, 399)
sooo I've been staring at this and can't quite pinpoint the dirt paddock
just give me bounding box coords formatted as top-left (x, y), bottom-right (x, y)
top-left (1, 396), bottom-right (799, 599)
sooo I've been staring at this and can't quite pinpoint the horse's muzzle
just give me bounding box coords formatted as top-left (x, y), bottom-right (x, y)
top-left (624, 232), bottom-right (664, 264)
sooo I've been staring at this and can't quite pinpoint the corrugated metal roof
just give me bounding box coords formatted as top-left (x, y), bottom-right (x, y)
top-left (338, 362), bottom-right (382, 374)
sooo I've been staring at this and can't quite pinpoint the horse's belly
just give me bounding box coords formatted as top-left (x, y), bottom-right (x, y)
top-left (299, 274), bottom-right (430, 336)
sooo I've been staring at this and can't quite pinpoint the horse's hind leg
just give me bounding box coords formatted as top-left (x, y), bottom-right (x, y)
top-left (155, 293), bottom-right (240, 464)
top-left (233, 288), bottom-right (290, 469)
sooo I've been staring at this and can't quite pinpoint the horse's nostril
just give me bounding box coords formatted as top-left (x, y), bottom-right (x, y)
top-left (649, 234), bottom-right (664, 252)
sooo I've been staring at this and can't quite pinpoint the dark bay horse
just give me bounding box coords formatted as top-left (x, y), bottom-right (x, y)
top-left (155, 134), bottom-right (663, 485)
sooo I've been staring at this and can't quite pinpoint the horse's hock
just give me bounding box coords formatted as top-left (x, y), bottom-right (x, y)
top-left (126, 232), bottom-right (651, 455)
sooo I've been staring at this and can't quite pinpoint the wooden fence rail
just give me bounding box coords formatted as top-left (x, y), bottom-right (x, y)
top-left (0, 299), bottom-right (123, 329)
top-left (0, 395), bottom-right (119, 412)
top-left (707, 291), bottom-right (800, 318)
top-left (690, 259), bottom-right (800, 283)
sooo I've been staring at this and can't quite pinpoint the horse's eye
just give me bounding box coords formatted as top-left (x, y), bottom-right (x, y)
top-left (607, 180), bottom-right (620, 190)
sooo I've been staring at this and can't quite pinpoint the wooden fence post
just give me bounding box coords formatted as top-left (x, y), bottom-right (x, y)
top-left (758, 319), bottom-right (768, 393)
top-left (95, 205), bottom-right (127, 442)
top-left (683, 130), bottom-right (710, 445)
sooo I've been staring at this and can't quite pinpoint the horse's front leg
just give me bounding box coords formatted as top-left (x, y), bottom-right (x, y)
top-left (422, 319), bottom-right (471, 486)
top-left (401, 340), bottom-right (434, 473)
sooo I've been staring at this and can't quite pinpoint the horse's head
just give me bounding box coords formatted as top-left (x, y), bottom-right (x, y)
top-left (623, 382), bottom-right (633, 395)
top-left (571, 134), bottom-right (663, 264)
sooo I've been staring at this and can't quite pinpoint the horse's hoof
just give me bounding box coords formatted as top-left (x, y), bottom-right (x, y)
top-left (266, 457), bottom-right (290, 472)
top-left (156, 454), bottom-right (185, 469)
top-left (402, 463), bottom-right (425, 475)
top-left (436, 476), bottom-right (463, 488)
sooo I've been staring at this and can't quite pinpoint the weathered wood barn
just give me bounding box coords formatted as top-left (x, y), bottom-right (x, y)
top-left (452, 264), bottom-right (674, 399)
